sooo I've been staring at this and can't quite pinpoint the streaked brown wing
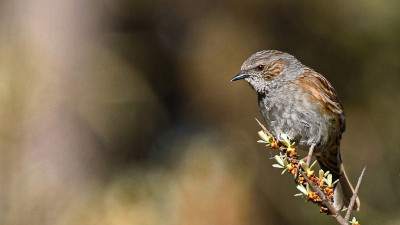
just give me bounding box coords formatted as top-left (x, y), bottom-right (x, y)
top-left (295, 68), bottom-right (345, 133)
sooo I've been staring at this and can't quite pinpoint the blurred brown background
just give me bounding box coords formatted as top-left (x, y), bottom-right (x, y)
top-left (0, 0), bottom-right (399, 224)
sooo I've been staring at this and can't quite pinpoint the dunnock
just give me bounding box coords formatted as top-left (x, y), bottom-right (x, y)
top-left (231, 50), bottom-right (359, 211)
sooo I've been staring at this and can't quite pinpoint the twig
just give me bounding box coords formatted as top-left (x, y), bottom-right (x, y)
top-left (345, 166), bottom-right (366, 221)
top-left (298, 170), bottom-right (337, 216)
top-left (255, 118), bottom-right (272, 136)
top-left (299, 170), bottom-right (350, 225)
top-left (306, 144), bottom-right (316, 168)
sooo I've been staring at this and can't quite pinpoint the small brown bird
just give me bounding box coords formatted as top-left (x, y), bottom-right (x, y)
top-left (231, 50), bottom-right (359, 211)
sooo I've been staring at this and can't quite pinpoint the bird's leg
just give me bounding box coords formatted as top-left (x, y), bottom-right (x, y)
top-left (306, 144), bottom-right (316, 168)
top-left (294, 144), bottom-right (316, 180)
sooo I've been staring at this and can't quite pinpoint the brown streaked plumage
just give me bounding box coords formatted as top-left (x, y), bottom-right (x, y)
top-left (297, 68), bottom-right (344, 116)
top-left (231, 50), bottom-right (359, 211)
top-left (265, 59), bottom-right (285, 80)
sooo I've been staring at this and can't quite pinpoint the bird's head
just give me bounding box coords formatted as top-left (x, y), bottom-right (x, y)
top-left (230, 50), bottom-right (304, 93)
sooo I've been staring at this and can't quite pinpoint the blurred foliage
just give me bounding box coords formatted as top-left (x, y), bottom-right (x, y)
top-left (0, 0), bottom-right (399, 224)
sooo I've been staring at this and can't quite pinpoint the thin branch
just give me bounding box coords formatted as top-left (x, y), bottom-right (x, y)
top-left (306, 143), bottom-right (316, 168)
top-left (255, 118), bottom-right (272, 136)
top-left (299, 170), bottom-right (350, 225)
top-left (345, 166), bottom-right (366, 221)
top-left (298, 170), bottom-right (337, 216)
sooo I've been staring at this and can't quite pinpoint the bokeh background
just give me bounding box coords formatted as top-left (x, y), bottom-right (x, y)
top-left (0, 0), bottom-right (399, 224)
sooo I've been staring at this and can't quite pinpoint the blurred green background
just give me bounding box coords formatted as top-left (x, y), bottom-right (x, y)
top-left (0, 0), bottom-right (399, 224)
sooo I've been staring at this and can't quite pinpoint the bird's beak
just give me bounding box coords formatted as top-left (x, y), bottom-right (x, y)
top-left (230, 71), bottom-right (250, 82)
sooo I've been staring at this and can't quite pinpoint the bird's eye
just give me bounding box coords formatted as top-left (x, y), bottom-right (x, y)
top-left (257, 65), bottom-right (265, 71)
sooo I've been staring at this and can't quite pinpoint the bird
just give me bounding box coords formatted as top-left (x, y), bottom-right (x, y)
top-left (230, 50), bottom-right (359, 211)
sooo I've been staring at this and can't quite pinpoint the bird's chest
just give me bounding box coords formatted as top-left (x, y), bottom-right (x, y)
top-left (258, 88), bottom-right (308, 128)
top-left (258, 90), bottom-right (333, 148)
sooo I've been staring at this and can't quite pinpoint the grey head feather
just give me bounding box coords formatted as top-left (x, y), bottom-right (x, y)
top-left (241, 50), bottom-right (305, 93)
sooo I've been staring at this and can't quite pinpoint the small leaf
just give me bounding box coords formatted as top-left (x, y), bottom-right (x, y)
top-left (324, 174), bottom-right (335, 187)
top-left (309, 160), bottom-right (317, 170)
top-left (258, 130), bottom-right (272, 143)
top-left (283, 157), bottom-right (288, 167)
top-left (280, 141), bottom-right (289, 147)
top-left (319, 170), bottom-right (324, 179)
top-left (272, 164), bottom-right (285, 168)
top-left (274, 155), bottom-right (284, 166)
top-left (280, 133), bottom-right (290, 147)
top-left (300, 160), bottom-right (308, 171)
top-left (296, 184), bottom-right (308, 195)
top-left (331, 179), bottom-right (340, 186)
